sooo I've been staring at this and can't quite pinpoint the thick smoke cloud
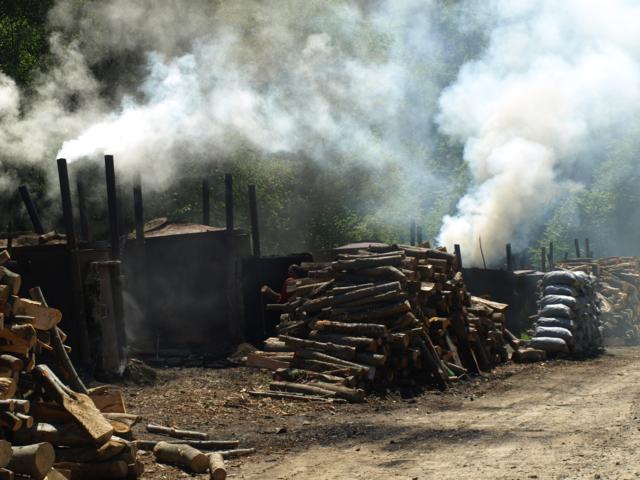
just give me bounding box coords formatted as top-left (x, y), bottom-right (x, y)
top-left (3, 0), bottom-right (638, 261)
top-left (437, 0), bottom-right (640, 265)
top-left (51, 0), bottom-right (448, 198)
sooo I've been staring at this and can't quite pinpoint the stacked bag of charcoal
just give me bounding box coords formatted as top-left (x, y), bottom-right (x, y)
top-left (528, 270), bottom-right (603, 357)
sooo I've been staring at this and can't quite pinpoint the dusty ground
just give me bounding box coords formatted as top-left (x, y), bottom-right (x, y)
top-left (122, 347), bottom-right (640, 479)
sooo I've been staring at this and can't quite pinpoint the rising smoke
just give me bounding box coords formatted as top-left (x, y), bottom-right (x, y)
top-left (1, 1), bottom-right (639, 262)
top-left (436, 0), bottom-right (640, 265)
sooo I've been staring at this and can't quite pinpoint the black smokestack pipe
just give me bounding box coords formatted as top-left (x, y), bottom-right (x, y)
top-left (105, 155), bottom-right (120, 259)
top-left (76, 177), bottom-right (91, 243)
top-left (248, 185), bottom-right (261, 257)
top-left (454, 244), bottom-right (463, 271)
top-left (18, 185), bottom-right (45, 235)
top-left (57, 159), bottom-right (76, 249)
top-left (409, 219), bottom-right (416, 246)
top-left (549, 241), bottom-right (554, 269)
top-left (57, 158), bottom-right (90, 365)
top-left (585, 238), bottom-right (590, 258)
top-left (133, 172), bottom-right (144, 243)
top-left (225, 173), bottom-right (234, 232)
top-left (574, 238), bottom-right (580, 258)
top-left (416, 225), bottom-right (423, 245)
top-left (506, 243), bottom-right (512, 271)
top-left (541, 246), bottom-right (546, 272)
top-left (202, 178), bottom-right (210, 226)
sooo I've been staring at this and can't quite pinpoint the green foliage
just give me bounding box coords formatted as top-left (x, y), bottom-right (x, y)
top-left (0, 0), bottom-right (53, 86)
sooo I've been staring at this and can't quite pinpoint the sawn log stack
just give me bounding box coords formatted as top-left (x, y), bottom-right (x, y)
top-left (251, 243), bottom-right (513, 402)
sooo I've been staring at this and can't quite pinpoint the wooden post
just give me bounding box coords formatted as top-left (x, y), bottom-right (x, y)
top-left (416, 225), bottom-right (423, 245)
top-left (549, 241), bottom-right (554, 269)
top-left (225, 174), bottom-right (234, 233)
top-left (133, 173), bottom-right (144, 244)
top-left (541, 246), bottom-right (546, 272)
top-left (105, 155), bottom-right (120, 259)
top-left (409, 220), bottom-right (416, 246)
top-left (76, 177), bottom-right (91, 243)
top-left (57, 158), bottom-right (90, 366)
top-left (202, 178), bottom-right (210, 226)
top-left (248, 185), bottom-right (261, 258)
top-left (18, 185), bottom-right (45, 234)
top-left (454, 244), bottom-right (463, 271)
top-left (585, 238), bottom-right (590, 258)
top-left (506, 243), bottom-right (512, 271)
top-left (574, 238), bottom-right (580, 258)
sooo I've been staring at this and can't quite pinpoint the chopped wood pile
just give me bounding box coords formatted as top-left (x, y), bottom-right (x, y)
top-left (0, 249), bottom-right (253, 478)
top-left (249, 243), bottom-right (513, 402)
top-left (557, 257), bottom-right (640, 346)
top-left (526, 270), bottom-right (603, 358)
top-left (0, 250), bottom-right (144, 478)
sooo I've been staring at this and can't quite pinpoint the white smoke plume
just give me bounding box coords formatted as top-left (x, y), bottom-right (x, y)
top-left (436, 0), bottom-right (640, 265)
top-left (49, 0), bottom-right (449, 194)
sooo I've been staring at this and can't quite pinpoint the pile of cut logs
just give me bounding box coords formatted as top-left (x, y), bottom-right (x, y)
top-left (248, 243), bottom-right (513, 402)
top-left (557, 257), bottom-right (640, 346)
top-left (0, 249), bottom-right (145, 479)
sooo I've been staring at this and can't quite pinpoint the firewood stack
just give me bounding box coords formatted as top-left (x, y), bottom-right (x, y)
top-left (0, 249), bottom-right (143, 479)
top-left (527, 270), bottom-right (603, 357)
top-left (556, 257), bottom-right (640, 345)
top-left (252, 244), bottom-right (512, 402)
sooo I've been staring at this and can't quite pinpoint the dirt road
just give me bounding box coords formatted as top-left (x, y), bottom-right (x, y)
top-left (238, 347), bottom-right (640, 480)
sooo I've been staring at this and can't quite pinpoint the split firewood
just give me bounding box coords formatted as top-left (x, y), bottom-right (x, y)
top-left (54, 437), bottom-right (129, 463)
top-left (0, 268), bottom-right (21, 296)
top-left (43, 468), bottom-right (67, 480)
top-left (54, 460), bottom-right (129, 479)
top-left (146, 423), bottom-right (209, 440)
top-left (209, 452), bottom-right (226, 480)
top-left (0, 440), bottom-right (10, 469)
top-left (7, 442), bottom-right (55, 480)
top-left (13, 422), bottom-right (95, 448)
top-left (0, 468), bottom-right (12, 480)
top-left (0, 356), bottom-right (23, 373)
top-left (11, 298), bottom-right (61, 331)
top-left (153, 441), bottom-right (209, 473)
top-left (34, 365), bottom-right (113, 445)
top-left (87, 386), bottom-right (126, 414)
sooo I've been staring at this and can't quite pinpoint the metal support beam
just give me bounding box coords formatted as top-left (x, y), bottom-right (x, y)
top-left (225, 173), bottom-right (234, 232)
top-left (248, 185), bottom-right (261, 257)
top-left (18, 185), bottom-right (45, 234)
top-left (105, 155), bottom-right (120, 259)
top-left (202, 178), bottom-right (210, 226)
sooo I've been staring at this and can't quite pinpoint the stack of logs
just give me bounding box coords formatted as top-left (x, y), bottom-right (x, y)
top-left (557, 257), bottom-right (640, 346)
top-left (0, 249), bottom-right (143, 479)
top-left (249, 243), bottom-right (513, 402)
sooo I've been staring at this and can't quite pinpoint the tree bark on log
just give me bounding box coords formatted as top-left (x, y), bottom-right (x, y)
top-left (0, 441), bottom-right (10, 469)
top-left (153, 441), bottom-right (209, 473)
top-left (313, 320), bottom-right (387, 338)
top-left (146, 424), bottom-right (208, 440)
top-left (7, 442), bottom-right (55, 480)
top-left (278, 335), bottom-right (356, 360)
top-left (53, 460), bottom-right (129, 479)
top-left (307, 332), bottom-right (378, 351)
top-left (209, 452), bottom-right (226, 480)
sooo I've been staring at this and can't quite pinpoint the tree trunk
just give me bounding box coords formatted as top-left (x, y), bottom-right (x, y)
top-left (153, 442), bottom-right (209, 473)
top-left (7, 442), bottom-right (55, 480)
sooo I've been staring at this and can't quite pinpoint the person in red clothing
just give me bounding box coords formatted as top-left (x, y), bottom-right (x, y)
top-left (261, 264), bottom-right (305, 303)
